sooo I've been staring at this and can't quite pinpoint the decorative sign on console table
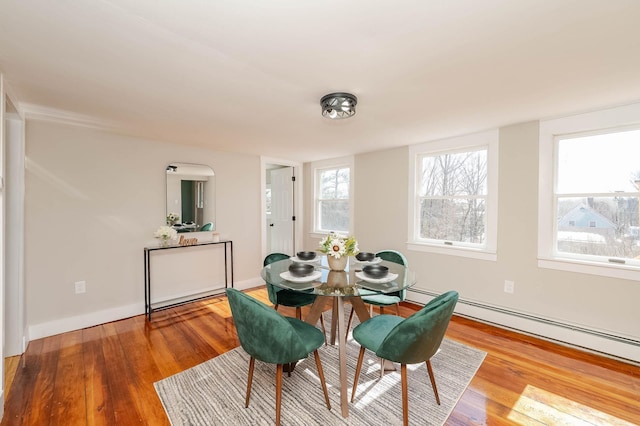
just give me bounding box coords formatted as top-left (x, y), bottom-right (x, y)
top-left (179, 235), bottom-right (198, 246)
top-left (143, 239), bottom-right (233, 321)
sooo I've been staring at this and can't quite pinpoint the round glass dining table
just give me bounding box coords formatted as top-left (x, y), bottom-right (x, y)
top-left (260, 255), bottom-right (417, 418)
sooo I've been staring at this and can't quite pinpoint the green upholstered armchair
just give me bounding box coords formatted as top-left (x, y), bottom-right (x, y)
top-left (264, 253), bottom-right (326, 339)
top-left (200, 222), bottom-right (213, 231)
top-left (350, 290), bottom-right (459, 426)
top-left (226, 288), bottom-right (331, 425)
top-left (346, 249), bottom-right (408, 331)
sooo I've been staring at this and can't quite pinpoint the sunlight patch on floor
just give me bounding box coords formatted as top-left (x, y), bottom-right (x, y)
top-left (508, 384), bottom-right (635, 425)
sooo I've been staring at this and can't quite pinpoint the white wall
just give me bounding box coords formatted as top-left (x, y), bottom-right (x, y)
top-left (306, 121), bottom-right (640, 362)
top-left (25, 120), bottom-right (263, 339)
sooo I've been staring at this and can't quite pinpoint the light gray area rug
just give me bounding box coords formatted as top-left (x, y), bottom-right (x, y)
top-left (155, 329), bottom-right (486, 425)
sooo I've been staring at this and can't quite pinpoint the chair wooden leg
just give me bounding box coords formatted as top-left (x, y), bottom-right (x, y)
top-left (313, 350), bottom-right (331, 410)
top-left (425, 359), bottom-right (440, 405)
top-left (274, 304), bottom-right (279, 311)
top-left (295, 307), bottom-right (302, 320)
top-left (351, 346), bottom-right (366, 403)
top-left (245, 357), bottom-right (255, 408)
top-left (345, 308), bottom-right (354, 339)
top-left (318, 313), bottom-right (327, 345)
top-left (395, 303), bottom-right (400, 316)
top-left (380, 359), bottom-right (385, 379)
top-left (276, 364), bottom-right (283, 426)
top-left (380, 306), bottom-right (385, 315)
top-left (401, 364), bottom-right (409, 426)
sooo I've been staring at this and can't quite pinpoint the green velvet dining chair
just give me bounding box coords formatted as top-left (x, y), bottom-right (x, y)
top-left (200, 222), bottom-right (213, 231)
top-left (350, 290), bottom-right (459, 426)
top-left (346, 249), bottom-right (408, 331)
top-left (226, 288), bottom-right (331, 425)
top-left (264, 253), bottom-right (326, 340)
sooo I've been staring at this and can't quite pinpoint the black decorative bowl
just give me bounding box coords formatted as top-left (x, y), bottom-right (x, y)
top-left (296, 251), bottom-right (317, 261)
top-left (356, 252), bottom-right (375, 262)
top-left (363, 264), bottom-right (389, 279)
top-left (289, 263), bottom-right (315, 277)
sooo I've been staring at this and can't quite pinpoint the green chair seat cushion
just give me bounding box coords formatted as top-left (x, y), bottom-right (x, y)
top-left (360, 293), bottom-right (401, 306)
top-left (352, 314), bottom-right (404, 353)
top-left (353, 291), bottom-right (459, 365)
top-left (226, 289), bottom-right (324, 364)
top-left (285, 317), bottom-right (325, 353)
top-left (274, 290), bottom-right (317, 308)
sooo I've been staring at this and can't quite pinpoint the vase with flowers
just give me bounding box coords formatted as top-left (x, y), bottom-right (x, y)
top-left (166, 212), bottom-right (180, 226)
top-left (318, 232), bottom-right (359, 271)
top-left (154, 225), bottom-right (178, 247)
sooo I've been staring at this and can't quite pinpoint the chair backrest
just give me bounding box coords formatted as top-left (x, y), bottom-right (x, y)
top-left (263, 253), bottom-right (291, 304)
top-left (375, 250), bottom-right (408, 299)
top-left (264, 252), bottom-right (290, 266)
top-left (376, 291), bottom-right (458, 364)
top-left (375, 249), bottom-right (408, 266)
top-left (201, 222), bottom-right (213, 231)
top-left (226, 288), bottom-right (309, 364)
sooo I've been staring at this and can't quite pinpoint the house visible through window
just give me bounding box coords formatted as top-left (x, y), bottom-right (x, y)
top-left (554, 129), bottom-right (640, 261)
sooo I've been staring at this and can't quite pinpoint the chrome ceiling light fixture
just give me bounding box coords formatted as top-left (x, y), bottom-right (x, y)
top-left (321, 92), bottom-right (357, 119)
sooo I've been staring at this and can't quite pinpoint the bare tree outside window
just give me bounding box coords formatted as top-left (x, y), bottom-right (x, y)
top-left (317, 167), bottom-right (350, 232)
top-left (418, 149), bottom-right (487, 244)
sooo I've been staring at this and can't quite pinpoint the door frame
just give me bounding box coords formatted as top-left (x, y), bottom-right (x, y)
top-left (260, 157), bottom-right (303, 261)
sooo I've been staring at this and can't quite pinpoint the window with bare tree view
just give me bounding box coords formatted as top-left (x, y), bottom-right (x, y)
top-left (409, 129), bottom-right (498, 258)
top-left (418, 149), bottom-right (487, 244)
top-left (315, 165), bottom-right (350, 233)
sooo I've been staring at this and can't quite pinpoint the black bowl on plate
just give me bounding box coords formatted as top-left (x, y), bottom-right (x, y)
top-left (296, 251), bottom-right (317, 261)
top-left (362, 264), bottom-right (389, 279)
top-left (289, 263), bottom-right (315, 277)
top-left (356, 252), bottom-right (375, 262)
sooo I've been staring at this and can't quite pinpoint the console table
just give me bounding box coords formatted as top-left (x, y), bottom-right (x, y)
top-left (144, 240), bottom-right (233, 320)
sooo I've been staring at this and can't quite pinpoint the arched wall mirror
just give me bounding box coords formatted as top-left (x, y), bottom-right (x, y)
top-left (166, 163), bottom-right (216, 232)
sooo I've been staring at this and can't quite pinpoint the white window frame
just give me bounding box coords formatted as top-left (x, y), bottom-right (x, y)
top-left (539, 101), bottom-right (640, 281)
top-left (311, 156), bottom-right (354, 236)
top-left (408, 129), bottom-right (499, 261)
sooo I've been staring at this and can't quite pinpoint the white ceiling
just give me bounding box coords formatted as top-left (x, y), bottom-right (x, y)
top-left (1, 0), bottom-right (640, 162)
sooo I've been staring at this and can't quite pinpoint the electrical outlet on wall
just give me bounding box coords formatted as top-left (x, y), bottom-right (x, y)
top-left (75, 280), bottom-right (86, 294)
top-left (504, 280), bottom-right (515, 294)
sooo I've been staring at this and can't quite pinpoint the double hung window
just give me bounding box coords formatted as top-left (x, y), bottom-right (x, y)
top-left (539, 101), bottom-right (640, 278)
top-left (409, 130), bottom-right (498, 260)
top-left (313, 158), bottom-right (352, 234)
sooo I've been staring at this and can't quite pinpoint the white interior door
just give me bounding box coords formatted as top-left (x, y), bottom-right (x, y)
top-left (269, 166), bottom-right (295, 255)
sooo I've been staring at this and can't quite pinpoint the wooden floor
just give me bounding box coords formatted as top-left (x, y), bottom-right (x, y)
top-left (2, 286), bottom-right (639, 425)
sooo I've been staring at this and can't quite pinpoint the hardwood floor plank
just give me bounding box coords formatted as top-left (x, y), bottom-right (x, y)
top-left (2, 287), bottom-right (639, 425)
top-left (48, 330), bottom-right (86, 426)
top-left (82, 325), bottom-right (117, 426)
top-left (111, 317), bottom-right (171, 425)
top-left (1, 339), bottom-right (44, 425)
top-left (21, 334), bottom-right (62, 425)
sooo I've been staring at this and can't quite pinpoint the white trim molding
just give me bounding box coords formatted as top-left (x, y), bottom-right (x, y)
top-left (538, 101), bottom-right (640, 279)
top-left (407, 289), bottom-right (640, 364)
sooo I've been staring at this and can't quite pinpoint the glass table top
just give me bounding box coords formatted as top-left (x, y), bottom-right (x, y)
top-left (260, 255), bottom-right (416, 296)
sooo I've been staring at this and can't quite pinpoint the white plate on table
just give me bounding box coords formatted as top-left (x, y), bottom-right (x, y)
top-left (289, 256), bottom-right (320, 264)
top-left (354, 256), bottom-right (382, 265)
top-left (280, 270), bottom-right (322, 283)
top-left (355, 271), bottom-right (398, 284)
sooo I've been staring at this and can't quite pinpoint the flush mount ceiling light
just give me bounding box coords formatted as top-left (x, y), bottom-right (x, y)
top-left (321, 92), bottom-right (357, 119)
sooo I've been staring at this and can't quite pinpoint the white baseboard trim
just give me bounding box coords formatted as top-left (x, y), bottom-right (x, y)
top-left (29, 303), bottom-right (144, 341)
top-left (28, 278), bottom-right (263, 341)
top-left (233, 277), bottom-right (264, 291)
top-left (407, 289), bottom-right (640, 364)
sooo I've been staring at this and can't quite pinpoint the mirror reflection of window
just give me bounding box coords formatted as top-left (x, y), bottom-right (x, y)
top-left (166, 163), bottom-right (215, 232)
